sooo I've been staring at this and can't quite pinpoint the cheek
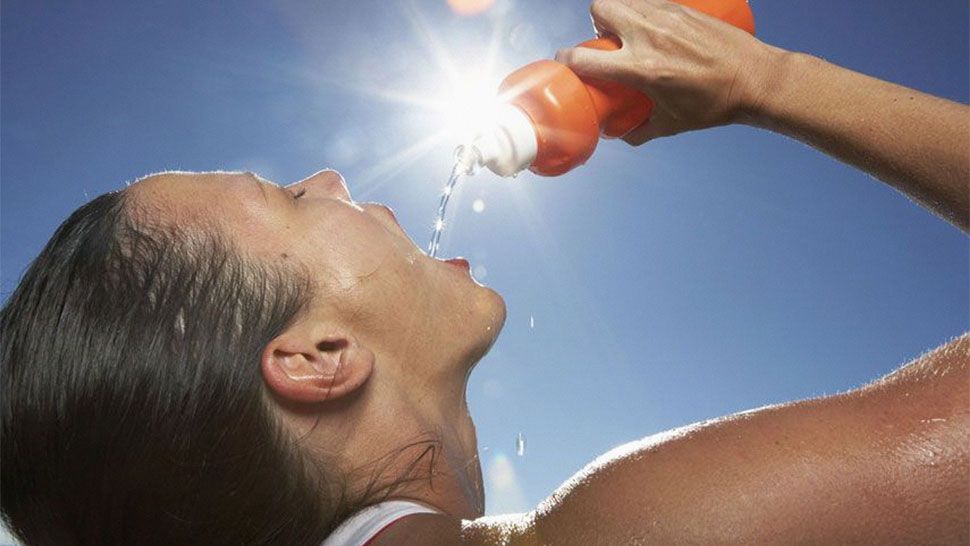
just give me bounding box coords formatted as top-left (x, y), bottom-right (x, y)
top-left (307, 220), bottom-right (399, 292)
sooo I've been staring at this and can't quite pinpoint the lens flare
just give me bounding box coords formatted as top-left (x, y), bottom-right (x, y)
top-left (447, 0), bottom-right (494, 16)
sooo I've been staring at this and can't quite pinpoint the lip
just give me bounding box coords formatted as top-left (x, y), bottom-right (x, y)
top-left (442, 257), bottom-right (470, 271)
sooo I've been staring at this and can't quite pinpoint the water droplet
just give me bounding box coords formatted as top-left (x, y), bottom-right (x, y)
top-left (473, 264), bottom-right (488, 279)
top-left (529, 314), bottom-right (534, 329)
top-left (515, 432), bottom-right (526, 456)
top-left (472, 198), bottom-right (485, 213)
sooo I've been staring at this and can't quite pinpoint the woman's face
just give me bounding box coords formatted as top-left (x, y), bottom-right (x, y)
top-left (130, 170), bottom-right (506, 378)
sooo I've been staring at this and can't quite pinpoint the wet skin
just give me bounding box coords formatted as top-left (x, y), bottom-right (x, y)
top-left (129, 169), bottom-right (506, 520)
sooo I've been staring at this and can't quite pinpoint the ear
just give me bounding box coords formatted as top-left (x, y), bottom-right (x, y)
top-left (260, 325), bottom-right (375, 404)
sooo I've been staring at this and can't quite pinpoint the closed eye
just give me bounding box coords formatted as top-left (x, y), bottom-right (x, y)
top-left (290, 188), bottom-right (307, 200)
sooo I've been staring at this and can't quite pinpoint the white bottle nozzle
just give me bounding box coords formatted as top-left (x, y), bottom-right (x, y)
top-left (455, 104), bottom-right (538, 178)
top-left (454, 144), bottom-right (481, 176)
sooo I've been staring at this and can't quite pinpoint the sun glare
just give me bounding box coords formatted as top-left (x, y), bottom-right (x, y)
top-left (447, 0), bottom-right (495, 16)
top-left (433, 68), bottom-right (503, 142)
top-left (338, 1), bottom-right (537, 188)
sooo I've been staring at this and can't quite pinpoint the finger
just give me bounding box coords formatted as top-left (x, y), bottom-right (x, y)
top-left (611, 0), bottom-right (688, 38)
top-left (588, 0), bottom-right (639, 38)
top-left (613, 0), bottom-right (667, 16)
top-left (622, 121), bottom-right (658, 146)
top-left (591, 14), bottom-right (609, 39)
top-left (622, 114), bottom-right (672, 146)
top-left (555, 46), bottom-right (631, 83)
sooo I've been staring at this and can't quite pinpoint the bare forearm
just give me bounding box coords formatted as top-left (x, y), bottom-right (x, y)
top-left (748, 50), bottom-right (970, 231)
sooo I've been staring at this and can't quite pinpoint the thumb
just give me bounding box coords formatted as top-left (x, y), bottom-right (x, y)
top-left (555, 46), bottom-right (630, 84)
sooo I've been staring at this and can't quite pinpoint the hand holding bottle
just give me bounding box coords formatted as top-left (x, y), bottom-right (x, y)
top-left (556, 0), bottom-right (780, 145)
top-left (459, 0), bottom-right (756, 177)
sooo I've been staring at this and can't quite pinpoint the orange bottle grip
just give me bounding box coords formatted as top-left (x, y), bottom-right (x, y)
top-left (500, 60), bottom-right (601, 176)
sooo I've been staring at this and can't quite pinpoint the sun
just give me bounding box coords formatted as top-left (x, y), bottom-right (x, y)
top-left (327, 1), bottom-right (541, 191)
top-left (432, 67), bottom-right (504, 143)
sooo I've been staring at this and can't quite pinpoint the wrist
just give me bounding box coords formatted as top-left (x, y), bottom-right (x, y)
top-left (735, 45), bottom-right (804, 128)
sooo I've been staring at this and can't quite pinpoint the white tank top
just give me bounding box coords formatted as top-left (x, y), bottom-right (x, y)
top-left (320, 499), bottom-right (442, 546)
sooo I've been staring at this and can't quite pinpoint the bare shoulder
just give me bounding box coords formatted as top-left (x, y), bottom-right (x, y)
top-left (515, 334), bottom-right (968, 544)
top-left (461, 513), bottom-right (543, 545)
top-left (876, 332), bottom-right (969, 389)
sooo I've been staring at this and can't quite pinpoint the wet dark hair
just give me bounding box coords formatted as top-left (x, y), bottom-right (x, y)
top-left (1, 190), bottom-right (343, 544)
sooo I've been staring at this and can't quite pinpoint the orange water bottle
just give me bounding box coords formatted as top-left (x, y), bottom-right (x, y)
top-left (457, 0), bottom-right (755, 177)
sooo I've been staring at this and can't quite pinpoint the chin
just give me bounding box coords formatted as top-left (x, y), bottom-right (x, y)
top-left (465, 285), bottom-right (506, 362)
top-left (484, 286), bottom-right (507, 335)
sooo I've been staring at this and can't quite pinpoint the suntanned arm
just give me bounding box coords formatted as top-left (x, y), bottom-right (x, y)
top-left (459, 335), bottom-right (968, 545)
top-left (747, 50), bottom-right (969, 232)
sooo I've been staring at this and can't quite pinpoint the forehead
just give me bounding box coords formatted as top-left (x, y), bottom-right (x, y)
top-left (129, 171), bottom-right (265, 204)
top-left (126, 171), bottom-right (269, 227)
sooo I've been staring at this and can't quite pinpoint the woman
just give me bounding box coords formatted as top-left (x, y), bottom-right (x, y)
top-left (2, 0), bottom-right (967, 544)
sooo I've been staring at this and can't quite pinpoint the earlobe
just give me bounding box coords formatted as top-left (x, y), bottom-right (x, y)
top-left (260, 331), bottom-right (375, 404)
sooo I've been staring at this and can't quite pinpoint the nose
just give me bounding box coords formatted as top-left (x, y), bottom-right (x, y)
top-left (286, 169), bottom-right (351, 201)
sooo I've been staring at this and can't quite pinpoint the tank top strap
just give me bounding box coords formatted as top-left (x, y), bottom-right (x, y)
top-left (321, 499), bottom-right (442, 546)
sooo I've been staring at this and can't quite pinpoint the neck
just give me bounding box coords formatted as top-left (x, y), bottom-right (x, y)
top-left (321, 349), bottom-right (485, 519)
top-left (383, 364), bottom-right (483, 519)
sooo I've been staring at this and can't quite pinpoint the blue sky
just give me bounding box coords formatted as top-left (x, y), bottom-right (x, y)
top-left (2, 0), bottom-right (968, 531)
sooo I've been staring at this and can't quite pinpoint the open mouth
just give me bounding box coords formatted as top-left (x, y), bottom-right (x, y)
top-left (364, 203), bottom-right (472, 276)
